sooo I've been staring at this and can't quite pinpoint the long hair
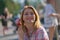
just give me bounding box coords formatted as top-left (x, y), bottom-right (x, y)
top-left (21, 6), bottom-right (41, 32)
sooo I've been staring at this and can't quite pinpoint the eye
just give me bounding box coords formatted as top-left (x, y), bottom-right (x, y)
top-left (24, 13), bottom-right (28, 15)
top-left (30, 12), bottom-right (34, 15)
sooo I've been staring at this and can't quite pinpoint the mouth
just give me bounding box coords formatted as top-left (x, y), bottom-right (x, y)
top-left (26, 18), bottom-right (33, 20)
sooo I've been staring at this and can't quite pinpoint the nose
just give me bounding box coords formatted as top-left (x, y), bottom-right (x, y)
top-left (28, 14), bottom-right (31, 16)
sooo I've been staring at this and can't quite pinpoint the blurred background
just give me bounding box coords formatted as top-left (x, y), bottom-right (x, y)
top-left (0, 0), bottom-right (60, 40)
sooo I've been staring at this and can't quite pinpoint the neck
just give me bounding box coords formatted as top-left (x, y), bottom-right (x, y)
top-left (24, 22), bottom-right (34, 32)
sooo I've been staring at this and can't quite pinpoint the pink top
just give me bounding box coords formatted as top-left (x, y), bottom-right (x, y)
top-left (24, 26), bottom-right (49, 40)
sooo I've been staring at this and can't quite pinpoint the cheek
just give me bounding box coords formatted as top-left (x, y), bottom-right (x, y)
top-left (23, 16), bottom-right (25, 21)
top-left (23, 16), bottom-right (27, 21)
top-left (33, 15), bottom-right (35, 20)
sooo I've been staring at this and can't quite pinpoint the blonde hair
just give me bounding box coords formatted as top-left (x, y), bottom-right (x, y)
top-left (21, 6), bottom-right (41, 32)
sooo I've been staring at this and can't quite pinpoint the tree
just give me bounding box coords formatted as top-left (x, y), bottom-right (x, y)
top-left (0, 0), bottom-right (6, 15)
top-left (24, 0), bottom-right (29, 6)
top-left (28, 0), bottom-right (42, 13)
top-left (5, 0), bottom-right (20, 15)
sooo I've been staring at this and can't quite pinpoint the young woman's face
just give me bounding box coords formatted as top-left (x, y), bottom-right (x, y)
top-left (23, 8), bottom-right (35, 24)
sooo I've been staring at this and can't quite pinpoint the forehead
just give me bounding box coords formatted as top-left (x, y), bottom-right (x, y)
top-left (24, 8), bottom-right (34, 13)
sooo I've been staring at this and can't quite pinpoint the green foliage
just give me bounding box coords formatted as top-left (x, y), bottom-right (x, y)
top-left (0, 0), bottom-right (6, 15)
top-left (5, 0), bottom-right (20, 15)
top-left (24, 0), bottom-right (29, 6)
top-left (0, 0), bottom-right (42, 15)
top-left (0, 0), bottom-right (20, 15)
top-left (28, 0), bottom-right (41, 9)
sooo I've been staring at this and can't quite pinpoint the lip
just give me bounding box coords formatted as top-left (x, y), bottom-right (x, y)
top-left (26, 18), bottom-right (33, 20)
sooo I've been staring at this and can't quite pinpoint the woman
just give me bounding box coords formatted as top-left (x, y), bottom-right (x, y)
top-left (1, 7), bottom-right (9, 36)
top-left (18, 6), bottom-right (49, 40)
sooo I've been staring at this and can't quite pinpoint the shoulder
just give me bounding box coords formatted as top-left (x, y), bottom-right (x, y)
top-left (35, 26), bottom-right (49, 40)
top-left (47, 4), bottom-right (52, 7)
top-left (46, 4), bottom-right (53, 8)
top-left (36, 26), bottom-right (48, 36)
top-left (36, 26), bottom-right (46, 34)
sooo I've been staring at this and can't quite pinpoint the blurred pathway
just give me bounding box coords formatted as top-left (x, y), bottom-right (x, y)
top-left (0, 21), bottom-right (18, 40)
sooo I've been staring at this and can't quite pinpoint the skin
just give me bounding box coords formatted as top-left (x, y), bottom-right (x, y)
top-left (18, 8), bottom-right (36, 40)
top-left (23, 8), bottom-right (35, 33)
